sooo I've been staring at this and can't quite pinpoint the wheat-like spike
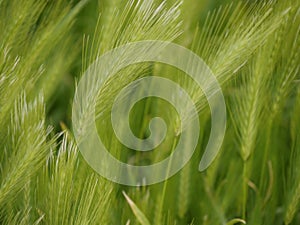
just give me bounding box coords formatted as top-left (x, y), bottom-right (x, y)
top-left (38, 133), bottom-right (113, 225)
top-left (229, 5), bottom-right (293, 217)
top-left (0, 94), bottom-right (52, 207)
top-left (89, 0), bottom-right (182, 123)
top-left (271, 6), bottom-right (300, 116)
top-left (0, 0), bottom-right (86, 128)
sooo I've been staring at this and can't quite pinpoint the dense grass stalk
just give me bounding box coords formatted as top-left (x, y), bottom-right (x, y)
top-left (153, 138), bottom-right (178, 224)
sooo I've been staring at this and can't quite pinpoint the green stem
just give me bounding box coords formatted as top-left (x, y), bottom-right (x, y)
top-left (242, 159), bottom-right (248, 220)
top-left (259, 118), bottom-right (273, 190)
top-left (154, 138), bottom-right (178, 224)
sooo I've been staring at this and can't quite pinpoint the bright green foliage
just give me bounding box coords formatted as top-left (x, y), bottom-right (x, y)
top-left (0, 0), bottom-right (300, 224)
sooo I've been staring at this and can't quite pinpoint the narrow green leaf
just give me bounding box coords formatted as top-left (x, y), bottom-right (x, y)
top-left (122, 191), bottom-right (151, 225)
top-left (226, 218), bottom-right (246, 225)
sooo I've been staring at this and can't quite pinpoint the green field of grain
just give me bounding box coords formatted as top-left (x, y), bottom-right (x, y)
top-left (0, 0), bottom-right (299, 224)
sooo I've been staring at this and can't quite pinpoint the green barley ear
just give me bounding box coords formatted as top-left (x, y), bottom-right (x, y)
top-left (78, 0), bottom-right (184, 149)
top-left (253, 2), bottom-right (300, 214)
top-left (230, 62), bottom-right (265, 217)
top-left (229, 46), bottom-right (273, 217)
top-left (231, 39), bottom-right (276, 161)
top-left (0, 0), bottom-right (87, 128)
top-left (85, 0), bottom-right (182, 65)
top-left (188, 0), bottom-right (291, 112)
top-left (35, 133), bottom-right (113, 225)
top-left (270, 5), bottom-right (300, 118)
top-left (0, 94), bottom-right (52, 209)
top-left (1, 0), bottom-right (300, 224)
top-left (2, 208), bottom-right (44, 225)
top-left (75, 0), bottom-right (184, 171)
